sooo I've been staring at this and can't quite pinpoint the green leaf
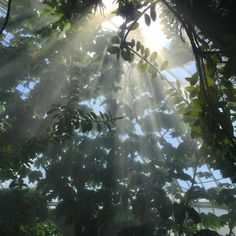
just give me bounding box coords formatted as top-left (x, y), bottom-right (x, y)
top-left (185, 73), bottom-right (198, 86)
top-left (141, 45), bottom-right (145, 55)
top-left (111, 36), bottom-right (120, 44)
top-left (144, 48), bottom-right (150, 58)
top-left (130, 39), bottom-right (135, 48)
top-left (131, 22), bottom-right (139, 31)
top-left (150, 4), bottom-right (157, 21)
top-left (121, 50), bottom-right (131, 61)
top-left (64, 22), bottom-right (72, 31)
top-left (185, 86), bottom-right (198, 98)
top-left (206, 76), bottom-right (215, 87)
top-left (166, 88), bottom-right (174, 95)
top-left (136, 41), bottom-right (141, 51)
top-left (138, 62), bottom-right (148, 73)
top-left (174, 172), bottom-right (193, 181)
top-left (176, 80), bottom-right (181, 89)
top-left (107, 46), bottom-right (120, 54)
top-left (160, 60), bottom-right (168, 71)
top-left (200, 213), bottom-right (221, 230)
top-left (39, 7), bottom-right (51, 17)
top-left (150, 51), bottom-right (158, 62)
top-left (191, 125), bottom-right (202, 138)
top-left (144, 14), bottom-right (151, 26)
top-left (90, 112), bottom-right (97, 119)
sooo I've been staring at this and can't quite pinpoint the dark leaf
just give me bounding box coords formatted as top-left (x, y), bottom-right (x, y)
top-left (107, 46), bottom-right (120, 54)
top-left (150, 4), bottom-right (157, 21)
top-left (136, 41), bottom-right (141, 51)
top-left (187, 207), bottom-right (201, 224)
top-left (121, 50), bottom-right (132, 61)
top-left (144, 14), bottom-right (151, 26)
top-left (111, 36), bottom-right (120, 44)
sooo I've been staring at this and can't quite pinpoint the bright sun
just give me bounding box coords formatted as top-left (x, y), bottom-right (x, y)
top-left (101, 0), bottom-right (168, 52)
top-left (140, 16), bottom-right (168, 52)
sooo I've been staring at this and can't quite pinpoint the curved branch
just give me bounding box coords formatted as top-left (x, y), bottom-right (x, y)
top-left (128, 46), bottom-right (189, 104)
top-left (0, 0), bottom-right (12, 35)
top-left (121, 1), bottom-right (158, 47)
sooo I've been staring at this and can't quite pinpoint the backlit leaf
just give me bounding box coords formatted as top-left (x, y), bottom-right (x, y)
top-left (160, 60), bottom-right (168, 71)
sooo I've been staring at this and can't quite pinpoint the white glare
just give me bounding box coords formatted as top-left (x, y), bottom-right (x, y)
top-left (102, 0), bottom-right (118, 14)
top-left (140, 17), bottom-right (169, 51)
top-left (101, 0), bottom-right (168, 51)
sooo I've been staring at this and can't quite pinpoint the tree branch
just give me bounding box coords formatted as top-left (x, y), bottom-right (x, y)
top-left (0, 0), bottom-right (12, 35)
top-left (121, 1), bottom-right (158, 46)
top-left (128, 46), bottom-right (189, 105)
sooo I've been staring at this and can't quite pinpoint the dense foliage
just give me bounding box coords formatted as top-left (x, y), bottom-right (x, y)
top-left (0, 0), bottom-right (236, 235)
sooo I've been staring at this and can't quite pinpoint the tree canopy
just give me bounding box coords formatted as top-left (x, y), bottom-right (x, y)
top-left (0, 0), bottom-right (236, 235)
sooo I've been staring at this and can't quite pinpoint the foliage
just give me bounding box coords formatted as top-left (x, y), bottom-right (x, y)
top-left (0, 188), bottom-right (61, 235)
top-left (105, 0), bottom-right (236, 180)
top-left (0, 0), bottom-right (236, 236)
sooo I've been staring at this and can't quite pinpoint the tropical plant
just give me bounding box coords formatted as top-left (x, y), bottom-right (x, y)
top-left (0, 0), bottom-right (236, 236)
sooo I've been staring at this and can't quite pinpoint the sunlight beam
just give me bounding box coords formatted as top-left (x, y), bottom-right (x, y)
top-left (140, 16), bottom-right (169, 52)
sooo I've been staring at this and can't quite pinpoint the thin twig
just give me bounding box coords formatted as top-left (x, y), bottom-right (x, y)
top-left (0, 0), bottom-right (12, 35)
top-left (121, 1), bottom-right (158, 46)
top-left (128, 46), bottom-right (189, 104)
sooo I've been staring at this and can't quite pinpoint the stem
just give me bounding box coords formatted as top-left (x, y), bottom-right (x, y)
top-left (121, 1), bottom-right (158, 46)
top-left (128, 46), bottom-right (189, 104)
top-left (0, 0), bottom-right (12, 35)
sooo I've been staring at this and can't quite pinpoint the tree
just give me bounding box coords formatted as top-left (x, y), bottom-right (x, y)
top-left (105, 0), bottom-right (236, 179)
top-left (19, 0), bottom-right (236, 178)
top-left (1, 0), bottom-right (236, 236)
